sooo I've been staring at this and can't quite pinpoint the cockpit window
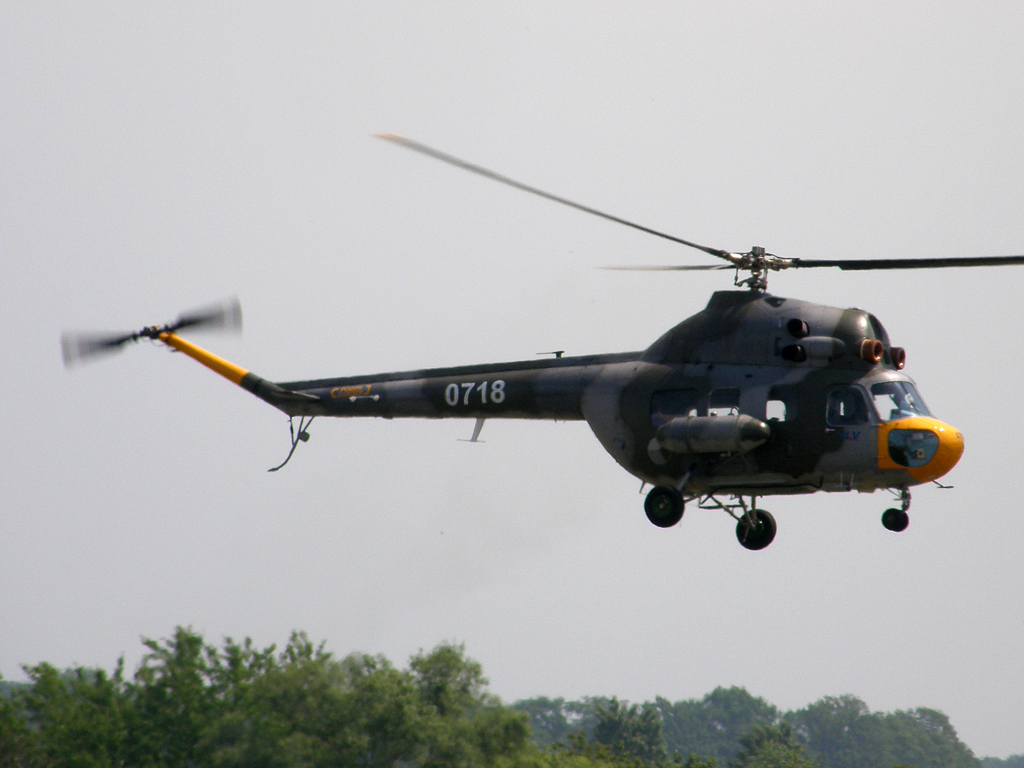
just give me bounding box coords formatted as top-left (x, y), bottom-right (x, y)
top-left (827, 387), bottom-right (870, 426)
top-left (870, 381), bottom-right (931, 422)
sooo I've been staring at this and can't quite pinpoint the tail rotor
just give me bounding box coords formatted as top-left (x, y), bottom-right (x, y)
top-left (61, 297), bottom-right (242, 367)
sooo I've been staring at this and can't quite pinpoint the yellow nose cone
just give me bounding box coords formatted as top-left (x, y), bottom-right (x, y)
top-left (912, 421), bottom-right (964, 483)
top-left (878, 417), bottom-right (964, 483)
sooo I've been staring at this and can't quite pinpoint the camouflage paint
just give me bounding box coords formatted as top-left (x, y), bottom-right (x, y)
top-left (179, 290), bottom-right (963, 499)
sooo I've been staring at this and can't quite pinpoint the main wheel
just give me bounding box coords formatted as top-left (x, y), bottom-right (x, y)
top-left (736, 509), bottom-right (777, 550)
top-left (881, 508), bottom-right (909, 532)
top-left (644, 486), bottom-right (684, 528)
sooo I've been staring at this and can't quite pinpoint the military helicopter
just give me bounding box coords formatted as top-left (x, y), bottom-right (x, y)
top-left (62, 135), bottom-right (1024, 550)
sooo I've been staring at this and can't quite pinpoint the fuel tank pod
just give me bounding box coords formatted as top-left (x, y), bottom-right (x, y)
top-left (655, 414), bottom-right (771, 455)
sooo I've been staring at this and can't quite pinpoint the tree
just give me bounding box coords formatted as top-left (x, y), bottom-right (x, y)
top-left (199, 635), bottom-right (530, 768)
top-left (981, 756), bottom-right (1024, 768)
top-left (591, 697), bottom-right (666, 765)
top-left (513, 697), bottom-right (574, 747)
top-left (127, 625), bottom-right (231, 767)
top-left (730, 724), bottom-right (816, 768)
top-left (0, 676), bottom-right (32, 768)
top-left (871, 708), bottom-right (977, 768)
top-left (785, 695), bottom-right (871, 768)
top-left (0, 629), bottom-right (995, 768)
top-left (787, 697), bottom-right (979, 768)
top-left (334, 650), bottom-right (433, 767)
top-left (410, 642), bottom-right (487, 719)
top-left (17, 662), bottom-right (130, 768)
top-left (408, 643), bottom-right (531, 768)
top-left (200, 631), bottom-right (360, 767)
top-left (657, 687), bottom-right (780, 764)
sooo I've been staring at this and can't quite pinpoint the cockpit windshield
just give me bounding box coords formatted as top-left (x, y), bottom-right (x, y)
top-left (870, 381), bottom-right (931, 422)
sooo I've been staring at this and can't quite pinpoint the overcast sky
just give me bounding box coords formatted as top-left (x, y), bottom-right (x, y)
top-left (3, 2), bottom-right (1024, 759)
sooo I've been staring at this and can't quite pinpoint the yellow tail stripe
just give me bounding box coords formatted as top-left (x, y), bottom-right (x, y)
top-left (159, 332), bottom-right (250, 386)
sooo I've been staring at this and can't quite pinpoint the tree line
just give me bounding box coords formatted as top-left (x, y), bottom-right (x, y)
top-left (0, 627), bottom-right (1016, 768)
top-left (516, 689), bottom-right (991, 768)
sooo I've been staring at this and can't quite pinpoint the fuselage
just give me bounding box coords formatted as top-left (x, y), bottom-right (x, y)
top-left (242, 290), bottom-right (963, 498)
top-left (164, 290), bottom-right (963, 498)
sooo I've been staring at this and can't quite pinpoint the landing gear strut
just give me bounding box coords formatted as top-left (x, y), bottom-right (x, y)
top-left (882, 488), bottom-right (911, 532)
top-left (645, 485), bottom-right (684, 528)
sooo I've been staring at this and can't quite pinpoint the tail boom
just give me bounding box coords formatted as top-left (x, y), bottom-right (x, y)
top-left (278, 352), bottom-right (641, 421)
top-left (160, 332), bottom-right (639, 422)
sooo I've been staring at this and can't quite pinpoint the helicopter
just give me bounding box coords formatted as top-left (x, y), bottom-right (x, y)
top-left (62, 135), bottom-right (1024, 550)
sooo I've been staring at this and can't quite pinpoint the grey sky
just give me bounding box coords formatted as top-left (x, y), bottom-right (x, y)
top-left (2, 2), bottom-right (1023, 759)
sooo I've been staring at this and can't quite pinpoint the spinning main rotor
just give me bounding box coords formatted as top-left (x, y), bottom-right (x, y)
top-left (377, 134), bottom-right (1024, 291)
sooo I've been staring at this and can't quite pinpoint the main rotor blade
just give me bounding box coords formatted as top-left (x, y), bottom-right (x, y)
top-left (376, 134), bottom-right (732, 262)
top-left (600, 264), bottom-right (731, 272)
top-left (793, 255), bottom-right (1024, 270)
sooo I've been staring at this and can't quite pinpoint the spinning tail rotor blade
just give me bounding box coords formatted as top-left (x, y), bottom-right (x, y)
top-left (173, 296), bottom-right (242, 333)
top-left (61, 331), bottom-right (140, 366)
top-left (61, 297), bottom-right (242, 368)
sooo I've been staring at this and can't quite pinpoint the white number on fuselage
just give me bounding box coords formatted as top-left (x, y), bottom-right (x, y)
top-left (444, 380), bottom-right (505, 407)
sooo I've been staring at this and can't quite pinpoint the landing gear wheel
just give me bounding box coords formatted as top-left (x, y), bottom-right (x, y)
top-left (736, 509), bottom-right (777, 550)
top-left (881, 508), bottom-right (909, 532)
top-left (645, 486), bottom-right (684, 528)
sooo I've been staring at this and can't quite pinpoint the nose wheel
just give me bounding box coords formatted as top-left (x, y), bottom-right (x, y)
top-left (882, 489), bottom-right (911, 532)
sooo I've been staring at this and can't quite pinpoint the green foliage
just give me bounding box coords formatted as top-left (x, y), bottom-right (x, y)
top-left (548, 729), bottom-right (666, 768)
top-left (730, 723), bottom-right (815, 768)
top-left (656, 687), bottom-right (780, 764)
top-left (514, 697), bottom-right (574, 747)
top-left (787, 697), bottom-right (978, 768)
top-left (1, 628), bottom-right (536, 768)
top-left (0, 678), bottom-right (31, 768)
top-left (128, 626), bottom-right (226, 767)
top-left (0, 631), bottom-right (1006, 768)
top-left (512, 696), bottom-right (669, 765)
top-left (680, 758), bottom-right (719, 768)
top-left (591, 697), bottom-right (666, 764)
top-left (785, 695), bottom-right (868, 768)
top-left (516, 688), bottom-right (984, 768)
top-left (19, 661), bottom-right (130, 768)
top-left (981, 756), bottom-right (1024, 768)
top-left (679, 757), bottom-right (719, 768)
top-left (410, 641), bottom-right (487, 718)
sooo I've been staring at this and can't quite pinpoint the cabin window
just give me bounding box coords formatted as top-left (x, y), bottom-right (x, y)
top-left (651, 389), bottom-right (700, 425)
top-left (870, 381), bottom-right (931, 422)
top-left (767, 386), bottom-right (795, 422)
top-left (826, 387), bottom-right (870, 426)
top-left (709, 388), bottom-right (740, 417)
